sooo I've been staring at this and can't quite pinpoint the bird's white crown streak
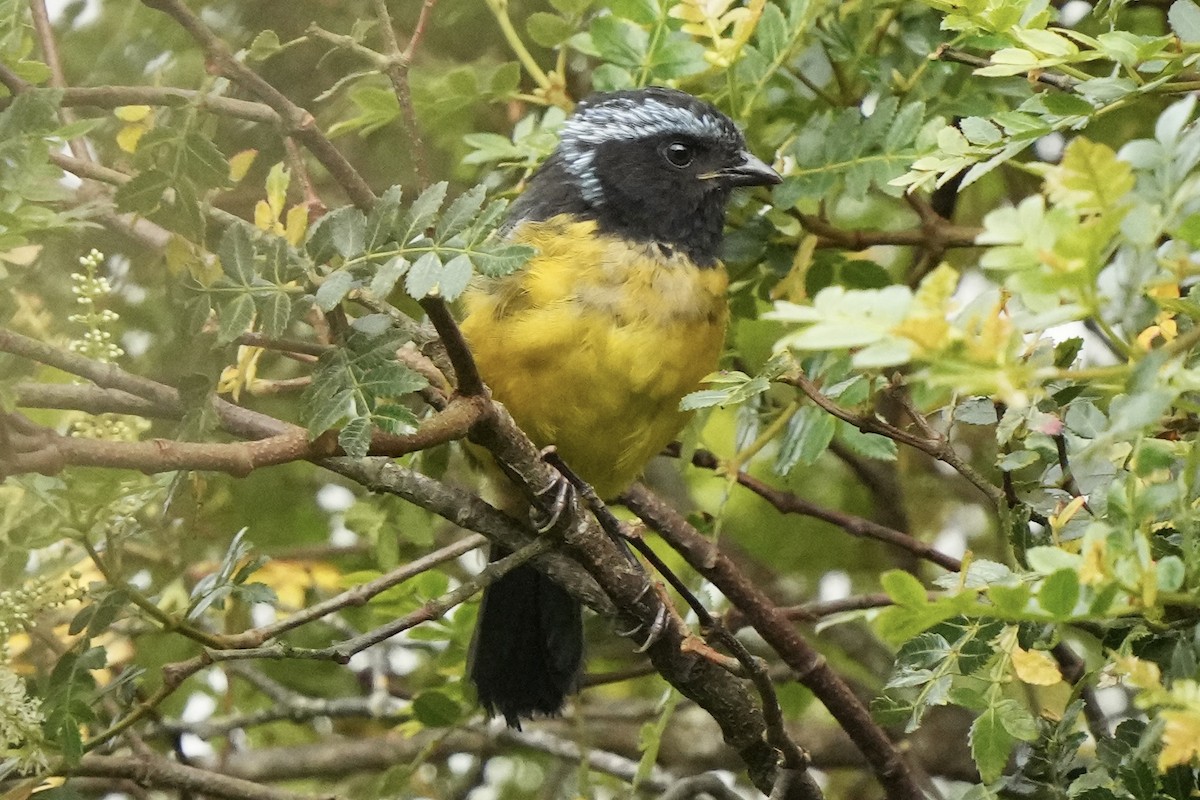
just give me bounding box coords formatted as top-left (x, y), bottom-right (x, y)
top-left (559, 97), bottom-right (737, 203)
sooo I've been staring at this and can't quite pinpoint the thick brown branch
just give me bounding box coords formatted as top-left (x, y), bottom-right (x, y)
top-left (4, 383), bottom-right (486, 477)
top-left (623, 484), bottom-right (924, 800)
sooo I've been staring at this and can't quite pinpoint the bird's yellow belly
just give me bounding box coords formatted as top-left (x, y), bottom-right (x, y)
top-left (460, 217), bottom-right (728, 499)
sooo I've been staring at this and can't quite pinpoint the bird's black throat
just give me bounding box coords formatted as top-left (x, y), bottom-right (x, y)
top-left (506, 155), bottom-right (730, 267)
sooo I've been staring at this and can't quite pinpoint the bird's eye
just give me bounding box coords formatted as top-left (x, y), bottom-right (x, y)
top-left (663, 142), bottom-right (694, 168)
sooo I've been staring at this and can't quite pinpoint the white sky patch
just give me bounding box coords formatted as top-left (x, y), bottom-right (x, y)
top-left (178, 733), bottom-right (215, 759)
top-left (1059, 0), bottom-right (1092, 27)
top-left (818, 570), bottom-right (851, 602)
top-left (1035, 131), bottom-right (1066, 163)
top-left (45, 0), bottom-right (101, 27)
top-left (860, 92), bottom-right (879, 117)
top-left (205, 669), bottom-right (228, 694)
top-left (329, 521), bottom-right (358, 548)
top-left (932, 528), bottom-right (968, 561)
top-left (387, 645), bottom-right (421, 676)
top-left (180, 691), bottom-right (216, 723)
top-left (317, 483), bottom-right (355, 512)
top-left (251, 602), bottom-right (276, 628)
top-left (121, 330), bottom-right (151, 358)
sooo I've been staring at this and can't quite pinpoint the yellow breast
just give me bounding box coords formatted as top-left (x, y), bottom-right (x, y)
top-left (460, 215), bottom-right (728, 498)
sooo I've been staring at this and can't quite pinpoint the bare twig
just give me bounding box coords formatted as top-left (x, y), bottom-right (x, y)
top-left (71, 753), bottom-right (339, 800)
top-left (373, 0), bottom-right (434, 187)
top-left (27, 0), bottom-right (90, 160)
top-left (782, 371), bottom-right (1006, 507)
top-left (795, 209), bottom-right (981, 251)
top-left (216, 534), bottom-right (487, 648)
top-left (420, 296), bottom-right (484, 397)
top-left (683, 447), bottom-right (962, 572)
top-left (0, 83), bottom-right (281, 122)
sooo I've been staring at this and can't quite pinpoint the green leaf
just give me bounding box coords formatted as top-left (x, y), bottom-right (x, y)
top-left (329, 208), bottom-right (368, 259)
top-left (258, 291), bottom-right (291, 337)
top-left (218, 225), bottom-right (257, 285)
top-left (1158, 555), bottom-right (1186, 592)
top-left (774, 405), bottom-right (836, 474)
top-left (339, 416), bottom-right (372, 458)
top-left (438, 253), bottom-right (474, 300)
top-left (216, 294), bottom-right (256, 344)
top-left (306, 386), bottom-right (352, 435)
top-left (1025, 546), bottom-right (1080, 574)
top-left (679, 371), bottom-right (770, 411)
top-left (472, 243), bottom-right (533, 277)
top-left (247, 29), bottom-right (282, 61)
top-left (833, 423), bottom-right (897, 461)
top-left (988, 584), bottom-right (1032, 615)
top-left (43, 646), bottom-right (105, 766)
top-left (994, 698), bottom-right (1039, 741)
top-left (1170, 0), bottom-right (1200, 43)
top-left (435, 185), bottom-right (486, 241)
top-left (113, 169), bottom-right (170, 215)
top-left (881, 570), bottom-right (928, 607)
top-left (1038, 568), bottom-right (1080, 617)
top-left (970, 705), bottom-right (1016, 783)
top-left (590, 15), bottom-right (648, 69)
top-left (374, 403), bottom-right (420, 434)
top-left (756, 2), bottom-right (787, 61)
top-left (399, 182), bottom-right (448, 244)
top-left (412, 690), bottom-right (462, 727)
top-left (405, 251), bottom-right (442, 298)
top-left (370, 256), bottom-right (409, 297)
top-left (307, 205), bottom-right (365, 263)
top-left (364, 185), bottom-right (402, 252)
top-left (527, 12), bottom-right (575, 47)
top-left (895, 632), bottom-right (952, 670)
top-left (315, 270), bottom-right (356, 312)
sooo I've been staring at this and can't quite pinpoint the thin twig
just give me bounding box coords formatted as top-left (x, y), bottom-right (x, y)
top-left (216, 534), bottom-right (486, 648)
top-left (27, 0), bottom-right (90, 160)
top-left (935, 45), bottom-right (1079, 92)
top-left (682, 447), bottom-right (962, 572)
top-left (374, 0), bottom-right (434, 187)
top-left (420, 297), bottom-right (484, 396)
top-left (794, 210), bottom-right (981, 251)
top-left (71, 753), bottom-right (340, 800)
top-left (782, 371), bottom-right (1006, 507)
top-left (140, 0), bottom-right (377, 210)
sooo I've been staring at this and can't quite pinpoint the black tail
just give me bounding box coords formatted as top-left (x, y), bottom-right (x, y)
top-left (468, 548), bottom-right (583, 728)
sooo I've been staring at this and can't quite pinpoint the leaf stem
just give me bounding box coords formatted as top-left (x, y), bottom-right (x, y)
top-left (483, 0), bottom-right (552, 92)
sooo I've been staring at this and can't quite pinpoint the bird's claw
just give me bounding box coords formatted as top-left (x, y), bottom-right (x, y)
top-left (530, 448), bottom-right (576, 533)
top-left (616, 581), bottom-right (670, 653)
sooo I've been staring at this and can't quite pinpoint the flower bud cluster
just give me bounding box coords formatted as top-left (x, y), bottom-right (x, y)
top-left (68, 249), bottom-right (125, 363)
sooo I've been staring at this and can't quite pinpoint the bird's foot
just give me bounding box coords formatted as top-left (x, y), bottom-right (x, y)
top-left (617, 581), bottom-right (671, 653)
top-left (530, 446), bottom-right (577, 533)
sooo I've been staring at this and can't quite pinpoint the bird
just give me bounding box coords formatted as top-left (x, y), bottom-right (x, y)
top-left (459, 86), bottom-right (780, 727)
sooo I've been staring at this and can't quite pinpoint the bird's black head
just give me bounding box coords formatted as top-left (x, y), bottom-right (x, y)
top-left (507, 87), bottom-right (781, 266)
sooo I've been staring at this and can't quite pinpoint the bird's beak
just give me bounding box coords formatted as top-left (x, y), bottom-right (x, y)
top-left (706, 151), bottom-right (782, 187)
